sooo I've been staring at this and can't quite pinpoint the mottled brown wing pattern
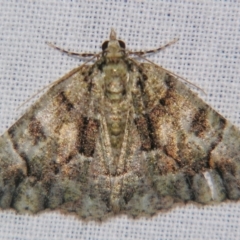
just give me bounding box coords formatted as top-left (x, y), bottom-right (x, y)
top-left (132, 63), bottom-right (240, 206)
top-left (0, 65), bottom-right (106, 214)
top-left (0, 29), bottom-right (240, 221)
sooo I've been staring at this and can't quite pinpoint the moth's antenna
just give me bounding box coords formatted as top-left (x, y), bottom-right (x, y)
top-left (129, 38), bottom-right (179, 55)
top-left (134, 54), bottom-right (206, 95)
top-left (16, 54), bottom-right (99, 110)
top-left (46, 42), bottom-right (97, 57)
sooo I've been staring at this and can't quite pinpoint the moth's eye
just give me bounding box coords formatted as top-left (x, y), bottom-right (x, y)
top-left (102, 41), bottom-right (109, 51)
top-left (118, 40), bottom-right (126, 49)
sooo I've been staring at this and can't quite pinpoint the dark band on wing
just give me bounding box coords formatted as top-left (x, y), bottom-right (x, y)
top-left (57, 91), bottom-right (74, 111)
top-left (28, 118), bottom-right (46, 144)
top-left (164, 74), bottom-right (176, 89)
top-left (134, 114), bottom-right (158, 151)
top-left (78, 117), bottom-right (99, 157)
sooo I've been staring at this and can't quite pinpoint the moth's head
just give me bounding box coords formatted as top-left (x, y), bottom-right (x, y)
top-left (101, 28), bottom-right (126, 59)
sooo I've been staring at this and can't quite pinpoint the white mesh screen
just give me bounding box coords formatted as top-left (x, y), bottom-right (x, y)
top-left (0, 1), bottom-right (240, 239)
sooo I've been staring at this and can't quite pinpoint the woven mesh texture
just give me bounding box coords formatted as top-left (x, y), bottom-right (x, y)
top-left (0, 1), bottom-right (240, 240)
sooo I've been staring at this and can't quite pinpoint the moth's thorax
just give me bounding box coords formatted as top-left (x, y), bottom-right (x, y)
top-left (103, 61), bottom-right (129, 101)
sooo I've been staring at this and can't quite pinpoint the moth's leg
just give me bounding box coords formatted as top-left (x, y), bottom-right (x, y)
top-left (46, 42), bottom-right (97, 57)
top-left (129, 38), bottom-right (178, 55)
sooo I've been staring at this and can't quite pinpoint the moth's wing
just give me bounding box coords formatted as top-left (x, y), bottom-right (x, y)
top-left (127, 63), bottom-right (240, 216)
top-left (0, 65), bottom-right (103, 216)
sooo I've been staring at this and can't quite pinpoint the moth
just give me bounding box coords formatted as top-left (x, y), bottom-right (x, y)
top-left (0, 29), bottom-right (239, 221)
